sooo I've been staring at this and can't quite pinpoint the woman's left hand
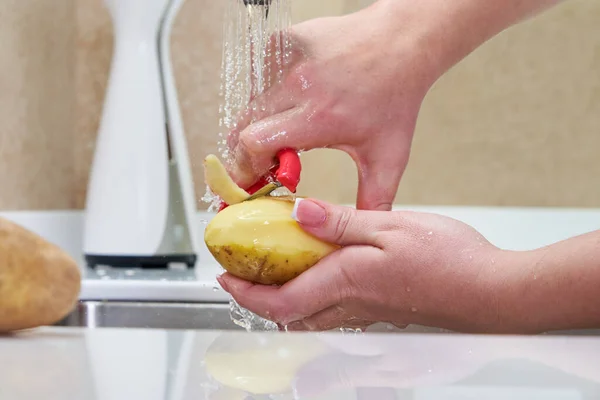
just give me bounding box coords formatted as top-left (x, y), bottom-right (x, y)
top-left (218, 198), bottom-right (521, 333)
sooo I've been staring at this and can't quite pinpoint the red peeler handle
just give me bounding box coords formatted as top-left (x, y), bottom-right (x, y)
top-left (218, 148), bottom-right (301, 212)
top-left (274, 148), bottom-right (301, 193)
top-left (244, 148), bottom-right (301, 195)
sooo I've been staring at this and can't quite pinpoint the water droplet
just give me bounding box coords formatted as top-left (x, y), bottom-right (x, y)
top-left (428, 369), bottom-right (432, 373)
top-left (533, 275), bottom-right (537, 280)
top-left (406, 287), bottom-right (411, 293)
top-left (427, 231), bottom-right (433, 236)
top-left (340, 327), bottom-right (363, 334)
top-left (125, 270), bottom-right (135, 277)
top-left (411, 307), bottom-right (418, 313)
top-left (212, 286), bottom-right (220, 292)
top-left (469, 255), bottom-right (473, 260)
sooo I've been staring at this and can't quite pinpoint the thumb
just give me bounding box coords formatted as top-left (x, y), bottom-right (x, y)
top-left (355, 156), bottom-right (404, 212)
top-left (291, 198), bottom-right (387, 247)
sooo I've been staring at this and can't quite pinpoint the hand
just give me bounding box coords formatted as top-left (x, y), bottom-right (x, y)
top-left (226, 2), bottom-right (439, 211)
top-left (218, 198), bottom-right (512, 333)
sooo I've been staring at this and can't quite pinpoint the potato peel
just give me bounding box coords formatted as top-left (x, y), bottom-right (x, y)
top-left (203, 154), bottom-right (249, 205)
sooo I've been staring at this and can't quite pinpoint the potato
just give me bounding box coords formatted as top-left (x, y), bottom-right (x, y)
top-left (0, 217), bottom-right (81, 332)
top-left (203, 154), bottom-right (339, 285)
top-left (204, 332), bottom-right (327, 395)
top-left (203, 154), bottom-right (249, 205)
top-left (205, 196), bottom-right (339, 285)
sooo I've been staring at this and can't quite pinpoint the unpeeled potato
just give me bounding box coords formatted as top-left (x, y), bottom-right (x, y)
top-left (0, 217), bottom-right (81, 332)
top-left (203, 154), bottom-right (339, 285)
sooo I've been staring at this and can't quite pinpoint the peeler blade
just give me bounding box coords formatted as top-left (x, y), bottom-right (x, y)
top-left (243, 181), bottom-right (282, 202)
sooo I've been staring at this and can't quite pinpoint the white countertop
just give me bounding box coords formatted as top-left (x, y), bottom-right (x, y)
top-left (1, 206), bottom-right (600, 302)
top-left (2, 326), bottom-right (599, 399)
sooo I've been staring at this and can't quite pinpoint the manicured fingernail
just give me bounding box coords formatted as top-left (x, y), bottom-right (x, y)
top-left (291, 198), bottom-right (326, 227)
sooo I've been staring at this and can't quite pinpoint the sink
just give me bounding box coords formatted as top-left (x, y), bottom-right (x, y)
top-left (55, 301), bottom-right (417, 333)
top-left (55, 301), bottom-right (243, 330)
top-left (56, 301), bottom-right (600, 336)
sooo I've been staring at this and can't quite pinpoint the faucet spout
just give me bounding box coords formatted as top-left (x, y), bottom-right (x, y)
top-left (241, 0), bottom-right (272, 18)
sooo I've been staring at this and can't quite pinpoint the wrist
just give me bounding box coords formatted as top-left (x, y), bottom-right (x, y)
top-left (411, 246), bottom-right (519, 334)
top-left (369, 0), bottom-right (561, 86)
top-left (496, 240), bottom-right (600, 334)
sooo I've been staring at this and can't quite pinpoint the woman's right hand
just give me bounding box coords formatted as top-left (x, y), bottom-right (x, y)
top-left (226, 0), bottom-right (440, 211)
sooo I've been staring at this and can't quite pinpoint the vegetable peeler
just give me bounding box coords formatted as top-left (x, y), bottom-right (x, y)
top-left (218, 148), bottom-right (301, 211)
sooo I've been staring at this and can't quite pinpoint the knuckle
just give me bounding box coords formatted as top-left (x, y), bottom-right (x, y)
top-left (334, 251), bottom-right (361, 301)
top-left (237, 131), bottom-right (261, 153)
top-left (269, 295), bottom-right (297, 325)
top-left (331, 208), bottom-right (354, 242)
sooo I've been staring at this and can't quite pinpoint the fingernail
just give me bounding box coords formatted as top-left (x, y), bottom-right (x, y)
top-left (216, 275), bottom-right (229, 293)
top-left (291, 198), bottom-right (326, 227)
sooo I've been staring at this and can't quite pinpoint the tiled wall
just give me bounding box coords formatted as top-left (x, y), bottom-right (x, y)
top-left (1, 0), bottom-right (598, 211)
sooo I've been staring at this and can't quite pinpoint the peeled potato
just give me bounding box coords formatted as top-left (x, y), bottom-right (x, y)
top-left (205, 196), bottom-right (339, 285)
top-left (0, 217), bottom-right (81, 332)
top-left (203, 154), bottom-right (339, 285)
top-left (204, 333), bottom-right (327, 395)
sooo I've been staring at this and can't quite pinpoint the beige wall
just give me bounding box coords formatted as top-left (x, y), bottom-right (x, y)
top-left (0, 0), bottom-right (598, 211)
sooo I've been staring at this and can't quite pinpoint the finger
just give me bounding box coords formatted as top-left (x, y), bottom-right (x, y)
top-left (285, 305), bottom-right (372, 332)
top-left (227, 83), bottom-right (300, 149)
top-left (355, 151), bottom-right (406, 212)
top-left (225, 89), bottom-right (298, 163)
top-left (219, 246), bottom-right (380, 325)
top-left (227, 105), bottom-right (333, 187)
top-left (291, 198), bottom-right (396, 247)
top-left (227, 34), bottom-right (305, 161)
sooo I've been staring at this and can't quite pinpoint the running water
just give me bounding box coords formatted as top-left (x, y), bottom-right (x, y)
top-left (201, 0), bottom-right (293, 212)
top-left (209, 0), bottom-right (294, 331)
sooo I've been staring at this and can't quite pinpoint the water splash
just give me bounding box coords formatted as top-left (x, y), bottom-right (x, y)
top-left (229, 297), bottom-right (279, 332)
top-left (210, 0), bottom-right (294, 332)
top-left (214, 0), bottom-right (293, 165)
top-left (340, 327), bottom-right (363, 334)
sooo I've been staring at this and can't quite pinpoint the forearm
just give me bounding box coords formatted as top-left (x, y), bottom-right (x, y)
top-left (369, 0), bottom-right (563, 82)
top-left (499, 230), bottom-right (600, 333)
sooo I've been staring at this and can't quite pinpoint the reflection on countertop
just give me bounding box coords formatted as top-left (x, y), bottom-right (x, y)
top-left (1, 327), bottom-right (600, 400)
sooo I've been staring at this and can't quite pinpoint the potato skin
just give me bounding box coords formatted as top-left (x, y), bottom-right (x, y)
top-left (205, 197), bottom-right (338, 285)
top-left (207, 243), bottom-right (324, 285)
top-left (0, 217), bottom-right (81, 332)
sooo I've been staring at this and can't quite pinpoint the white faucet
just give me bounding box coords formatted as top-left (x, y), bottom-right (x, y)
top-left (84, 0), bottom-right (199, 270)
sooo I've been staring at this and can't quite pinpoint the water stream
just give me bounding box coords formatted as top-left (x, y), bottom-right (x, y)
top-left (206, 0), bottom-right (293, 331)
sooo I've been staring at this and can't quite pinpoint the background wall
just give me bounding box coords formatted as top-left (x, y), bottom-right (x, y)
top-left (0, 0), bottom-right (598, 211)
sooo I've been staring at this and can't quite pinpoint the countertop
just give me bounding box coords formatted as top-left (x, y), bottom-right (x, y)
top-left (2, 206), bottom-right (600, 303)
top-left (1, 326), bottom-right (600, 400)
